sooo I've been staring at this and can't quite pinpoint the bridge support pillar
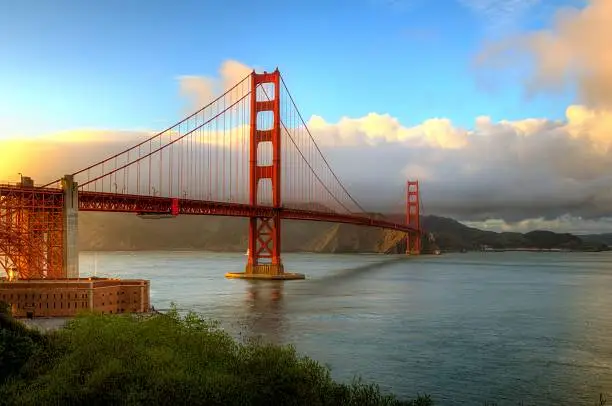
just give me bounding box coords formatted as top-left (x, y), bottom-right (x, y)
top-left (61, 175), bottom-right (79, 278)
top-left (245, 214), bottom-right (284, 276)
top-left (406, 180), bottom-right (422, 255)
top-left (226, 69), bottom-right (304, 281)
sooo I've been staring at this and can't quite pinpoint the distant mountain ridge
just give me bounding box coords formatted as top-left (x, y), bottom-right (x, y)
top-left (77, 212), bottom-right (608, 253)
top-left (578, 233), bottom-right (612, 248)
top-left (420, 215), bottom-right (606, 252)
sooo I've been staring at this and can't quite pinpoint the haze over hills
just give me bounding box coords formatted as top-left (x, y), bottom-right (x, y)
top-left (77, 212), bottom-right (609, 253)
top-left (420, 216), bottom-right (607, 252)
top-left (578, 233), bottom-right (612, 248)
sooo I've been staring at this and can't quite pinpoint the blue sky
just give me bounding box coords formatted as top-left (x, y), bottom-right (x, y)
top-left (0, 0), bottom-right (581, 136)
top-left (3, 0), bottom-right (612, 233)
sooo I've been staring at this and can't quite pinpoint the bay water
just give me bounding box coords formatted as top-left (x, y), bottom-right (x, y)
top-left (78, 251), bottom-right (612, 405)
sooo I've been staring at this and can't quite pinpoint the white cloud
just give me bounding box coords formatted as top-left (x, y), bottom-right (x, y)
top-left (447, 0), bottom-right (612, 232)
top-left (458, 0), bottom-right (543, 35)
top-left (305, 104), bottom-right (612, 231)
top-left (4, 48), bottom-right (612, 234)
top-left (477, 0), bottom-right (612, 109)
top-left (178, 60), bottom-right (253, 114)
top-left (308, 113), bottom-right (468, 149)
top-left (463, 215), bottom-right (612, 235)
top-left (4, 100), bottom-right (612, 233)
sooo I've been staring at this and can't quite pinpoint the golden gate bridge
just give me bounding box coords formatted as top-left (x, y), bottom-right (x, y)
top-left (0, 69), bottom-right (422, 281)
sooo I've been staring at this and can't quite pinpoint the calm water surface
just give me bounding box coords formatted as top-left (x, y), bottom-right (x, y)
top-left (79, 251), bottom-right (612, 405)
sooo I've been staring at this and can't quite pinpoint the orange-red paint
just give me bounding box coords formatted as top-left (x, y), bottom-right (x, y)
top-left (246, 70), bottom-right (284, 275)
top-left (406, 180), bottom-right (422, 255)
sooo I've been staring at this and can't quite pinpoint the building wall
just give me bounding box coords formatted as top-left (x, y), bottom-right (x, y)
top-left (91, 282), bottom-right (150, 315)
top-left (0, 278), bottom-right (150, 318)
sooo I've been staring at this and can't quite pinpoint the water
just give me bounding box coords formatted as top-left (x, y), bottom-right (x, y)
top-left (79, 251), bottom-right (612, 405)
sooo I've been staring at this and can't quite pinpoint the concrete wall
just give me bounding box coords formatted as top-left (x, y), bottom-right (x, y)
top-left (62, 175), bottom-right (79, 278)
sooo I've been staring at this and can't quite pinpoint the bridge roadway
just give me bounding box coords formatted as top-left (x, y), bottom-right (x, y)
top-left (0, 185), bottom-right (417, 234)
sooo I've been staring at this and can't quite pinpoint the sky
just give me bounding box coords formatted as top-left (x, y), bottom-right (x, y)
top-left (1, 0), bottom-right (612, 234)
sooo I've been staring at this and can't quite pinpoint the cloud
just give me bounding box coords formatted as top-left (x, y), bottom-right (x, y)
top-left (463, 215), bottom-right (612, 235)
top-left (38, 129), bottom-right (153, 144)
top-left (178, 60), bottom-right (252, 113)
top-left (308, 114), bottom-right (468, 149)
top-left (455, 0), bottom-right (612, 232)
top-left (305, 104), bottom-right (612, 230)
top-left (476, 0), bottom-right (612, 109)
top-left (0, 131), bottom-right (153, 184)
top-left (4, 50), bottom-right (612, 234)
top-left (0, 60), bottom-right (255, 185)
top-left (458, 0), bottom-right (543, 35)
top-left (178, 76), bottom-right (216, 113)
top-left (5, 103), bottom-right (612, 233)
top-left (2, 114), bottom-right (610, 229)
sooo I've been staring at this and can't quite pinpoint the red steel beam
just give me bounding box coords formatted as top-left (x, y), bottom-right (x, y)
top-left (1, 186), bottom-right (418, 234)
top-left (77, 191), bottom-right (418, 233)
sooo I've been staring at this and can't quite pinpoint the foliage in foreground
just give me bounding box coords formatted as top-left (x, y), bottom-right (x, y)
top-left (0, 305), bottom-right (431, 406)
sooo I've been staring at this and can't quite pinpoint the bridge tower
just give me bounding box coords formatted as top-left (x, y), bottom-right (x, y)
top-left (61, 175), bottom-right (79, 278)
top-left (406, 180), bottom-right (421, 255)
top-left (244, 69), bottom-right (285, 277)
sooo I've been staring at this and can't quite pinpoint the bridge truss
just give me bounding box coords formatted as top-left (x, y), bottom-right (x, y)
top-left (0, 69), bottom-right (422, 280)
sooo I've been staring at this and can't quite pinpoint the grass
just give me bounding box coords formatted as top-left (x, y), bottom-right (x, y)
top-left (0, 303), bottom-right (431, 406)
top-left (483, 396), bottom-right (608, 406)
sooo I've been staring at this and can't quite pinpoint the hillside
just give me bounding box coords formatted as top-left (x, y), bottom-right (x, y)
top-left (77, 212), bottom-right (604, 253)
top-left (419, 216), bottom-right (605, 252)
top-left (579, 233), bottom-right (612, 247)
top-left (78, 212), bottom-right (397, 253)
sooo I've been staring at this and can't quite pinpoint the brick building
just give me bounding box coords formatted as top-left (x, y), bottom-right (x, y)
top-left (0, 277), bottom-right (150, 318)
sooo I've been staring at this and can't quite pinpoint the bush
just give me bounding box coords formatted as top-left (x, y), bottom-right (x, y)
top-left (0, 301), bottom-right (10, 315)
top-left (0, 305), bottom-right (50, 384)
top-left (0, 307), bottom-right (431, 406)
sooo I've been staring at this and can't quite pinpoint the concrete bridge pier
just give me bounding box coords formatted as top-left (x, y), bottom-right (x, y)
top-left (61, 175), bottom-right (79, 279)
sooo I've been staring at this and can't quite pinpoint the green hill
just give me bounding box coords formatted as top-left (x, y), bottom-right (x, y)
top-left (578, 233), bottom-right (612, 247)
top-left (76, 212), bottom-right (605, 253)
top-left (420, 215), bottom-right (607, 252)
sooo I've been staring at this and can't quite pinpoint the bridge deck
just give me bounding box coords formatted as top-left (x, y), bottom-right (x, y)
top-left (0, 186), bottom-right (416, 233)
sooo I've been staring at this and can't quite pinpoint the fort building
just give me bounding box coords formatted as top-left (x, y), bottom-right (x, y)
top-left (0, 277), bottom-right (150, 318)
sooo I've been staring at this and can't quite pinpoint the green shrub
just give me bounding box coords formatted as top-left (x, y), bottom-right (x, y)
top-left (0, 308), bottom-right (49, 384)
top-left (0, 300), bottom-right (10, 315)
top-left (0, 307), bottom-right (431, 406)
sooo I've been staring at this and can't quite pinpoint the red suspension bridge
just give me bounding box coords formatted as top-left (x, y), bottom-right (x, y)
top-left (0, 69), bottom-right (422, 281)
